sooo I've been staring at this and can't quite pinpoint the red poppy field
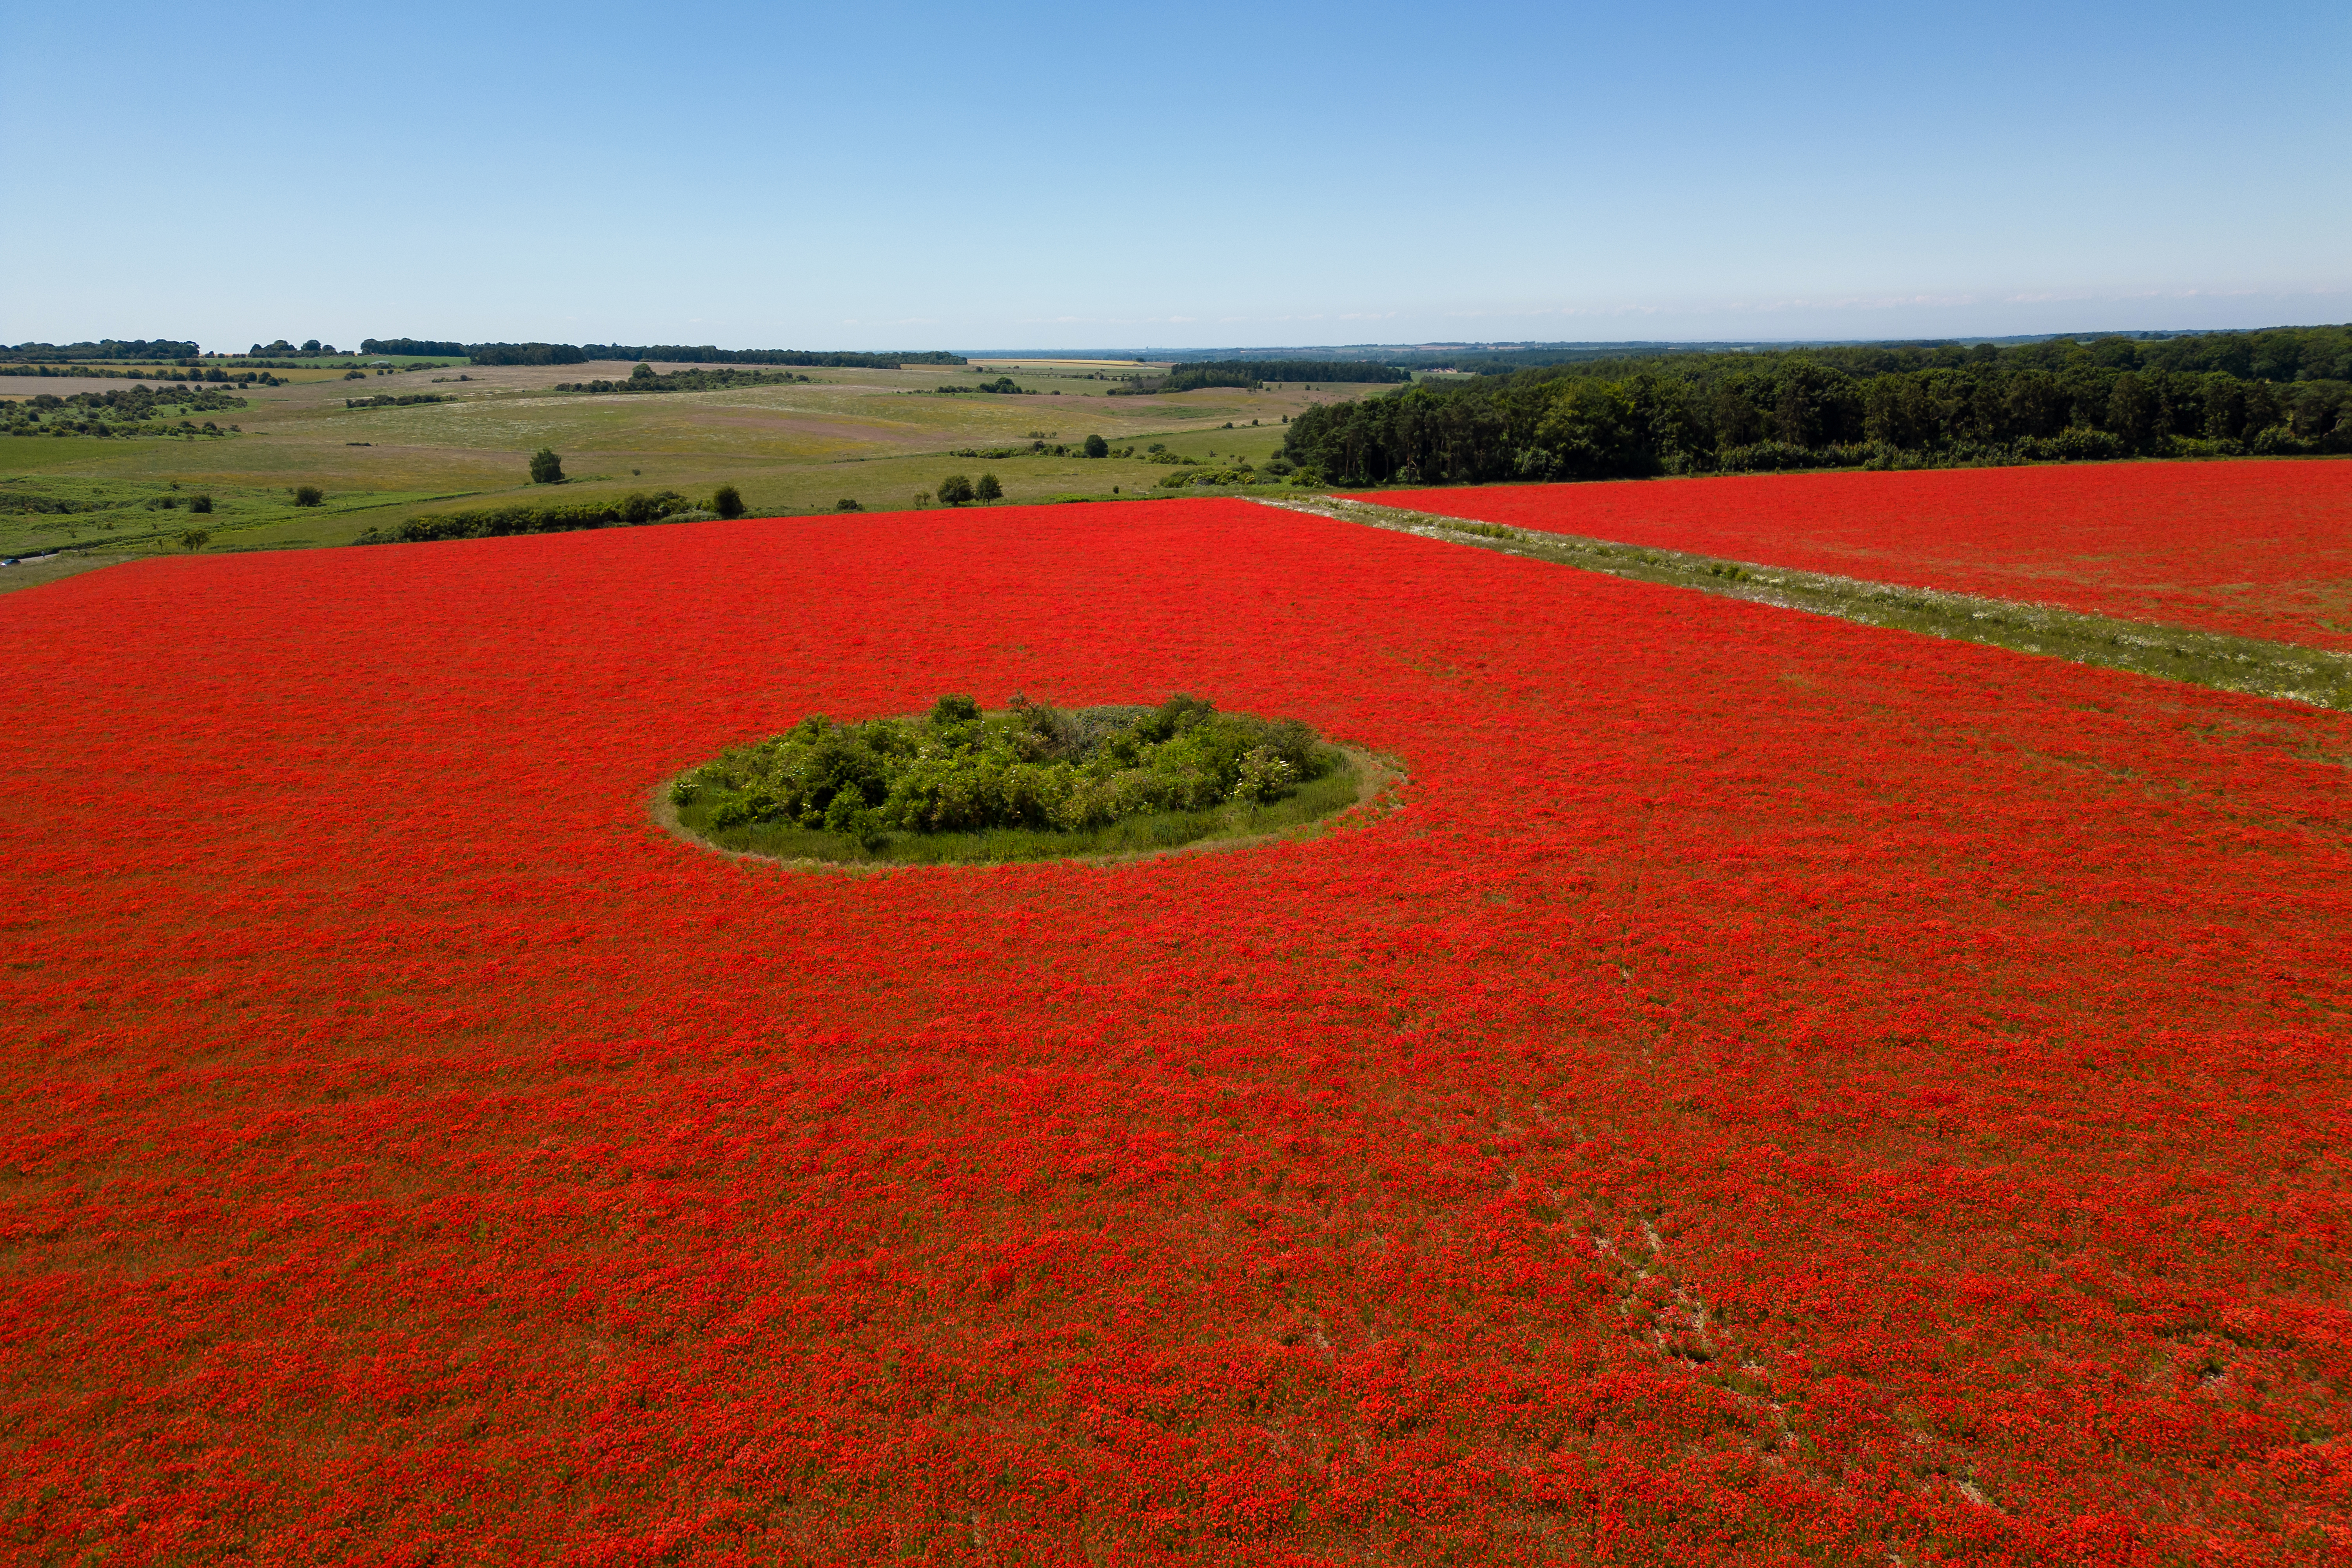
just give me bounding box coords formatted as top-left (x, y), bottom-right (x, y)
top-left (3, 496), bottom-right (2348, 1565)
top-left (1357, 461), bottom-right (2352, 649)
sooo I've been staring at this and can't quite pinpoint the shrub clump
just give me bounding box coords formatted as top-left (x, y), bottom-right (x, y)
top-left (670, 694), bottom-right (1350, 863)
top-left (356, 489), bottom-right (695, 544)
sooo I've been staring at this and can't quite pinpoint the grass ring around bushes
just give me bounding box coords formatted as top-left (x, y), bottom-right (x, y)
top-left (652, 697), bottom-right (1403, 871)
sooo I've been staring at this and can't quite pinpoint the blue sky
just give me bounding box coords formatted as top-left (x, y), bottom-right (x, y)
top-left (4, 0), bottom-right (2346, 351)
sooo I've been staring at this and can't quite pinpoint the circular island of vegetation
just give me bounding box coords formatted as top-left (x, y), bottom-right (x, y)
top-left (663, 694), bottom-right (1379, 867)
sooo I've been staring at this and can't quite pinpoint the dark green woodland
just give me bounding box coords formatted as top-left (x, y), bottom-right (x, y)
top-left (1279, 325), bottom-right (2352, 486)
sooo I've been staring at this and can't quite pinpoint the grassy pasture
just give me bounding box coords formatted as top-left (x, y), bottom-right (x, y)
top-left (0, 357), bottom-right (1386, 576)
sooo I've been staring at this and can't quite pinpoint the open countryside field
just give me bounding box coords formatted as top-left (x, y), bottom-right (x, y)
top-left (0, 358), bottom-right (1383, 568)
top-left (3, 493), bottom-right (2349, 1564)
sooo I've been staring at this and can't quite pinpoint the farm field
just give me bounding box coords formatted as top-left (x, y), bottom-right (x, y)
top-left (0, 358), bottom-right (1377, 569)
top-left (3, 497), bottom-right (2347, 1564)
top-left (1356, 461), bottom-right (2352, 651)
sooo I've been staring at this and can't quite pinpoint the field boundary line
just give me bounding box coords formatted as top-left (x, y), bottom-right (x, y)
top-left (1259, 494), bottom-right (2352, 713)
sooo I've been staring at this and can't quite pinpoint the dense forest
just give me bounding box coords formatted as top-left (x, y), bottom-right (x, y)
top-left (1279, 325), bottom-right (2352, 485)
top-left (357, 339), bottom-right (467, 357)
top-left (1113, 360), bottom-right (1413, 395)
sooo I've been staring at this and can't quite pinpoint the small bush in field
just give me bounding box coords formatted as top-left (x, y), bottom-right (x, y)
top-left (712, 484), bottom-right (745, 519)
top-left (528, 448), bottom-right (564, 485)
top-left (670, 693), bottom-right (1349, 865)
top-left (291, 485), bottom-right (324, 507)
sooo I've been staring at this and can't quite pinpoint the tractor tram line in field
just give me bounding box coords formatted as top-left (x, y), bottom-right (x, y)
top-left (1266, 494), bottom-right (2352, 713)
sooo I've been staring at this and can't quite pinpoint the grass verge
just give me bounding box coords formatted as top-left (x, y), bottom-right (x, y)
top-left (1274, 495), bottom-right (2352, 712)
top-left (654, 749), bottom-right (1396, 870)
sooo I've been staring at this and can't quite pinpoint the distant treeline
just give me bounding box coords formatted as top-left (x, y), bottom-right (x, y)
top-left (1112, 359), bottom-right (1413, 395)
top-left (2, 339), bottom-right (202, 363)
top-left (552, 366), bottom-right (809, 394)
top-left (1279, 325), bottom-right (2352, 486)
top-left (1190, 359), bottom-right (1409, 387)
top-left (358, 339), bottom-right (469, 358)
top-left (1158, 330), bottom-right (2352, 378)
top-left (2, 364), bottom-right (274, 385)
top-left (343, 394), bottom-right (448, 409)
top-left (583, 345), bottom-right (965, 368)
top-left (1402, 344), bottom-right (1767, 374)
top-left (361, 338), bottom-right (965, 368)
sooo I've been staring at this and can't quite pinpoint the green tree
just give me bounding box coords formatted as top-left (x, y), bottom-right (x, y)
top-left (528, 448), bottom-right (564, 484)
top-left (975, 472), bottom-right (1002, 501)
top-left (176, 528), bottom-right (211, 552)
top-left (1082, 433), bottom-right (1109, 458)
top-left (188, 494), bottom-right (214, 514)
top-left (834, 497), bottom-right (863, 512)
top-left (292, 485), bottom-right (324, 507)
top-left (936, 474), bottom-right (976, 505)
top-left (712, 483), bottom-right (745, 519)
top-left (2107, 374), bottom-right (2157, 448)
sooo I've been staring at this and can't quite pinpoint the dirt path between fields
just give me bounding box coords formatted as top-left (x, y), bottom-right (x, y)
top-left (1264, 495), bottom-right (2352, 713)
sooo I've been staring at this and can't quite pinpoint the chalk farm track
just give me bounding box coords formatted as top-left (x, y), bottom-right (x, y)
top-left (2, 495), bottom-right (2347, 1565)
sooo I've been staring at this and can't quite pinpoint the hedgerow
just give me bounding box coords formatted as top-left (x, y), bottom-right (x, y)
top-left (354, 490), bottom-right (703, 543)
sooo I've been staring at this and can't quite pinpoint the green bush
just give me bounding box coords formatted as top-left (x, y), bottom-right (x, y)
top-left (1082, 433), bottom-right (1109, 458)
top-left (671, 695), bottom-right (1344, 853)
top-left (936, 474), bottom-right (976, 505)
top-left (975, 472), bottom-right (1002, 501)
top-left (1155, 466), bottom-right (1260, 490)
top-left (835, 498), bottom-right (863, 512)
top-left (2019, 426), bottom-right (2125, 462)
top-left (189, 494), bottom-right (213, 514)
top-left (292, 485), bottom-right (324, 506)
top-left (353, 489), bottom-right (691, 545)
top-left (712, 483), bottom-right (745, 519)
top-left (528, 448), bottom-right (564, 484)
